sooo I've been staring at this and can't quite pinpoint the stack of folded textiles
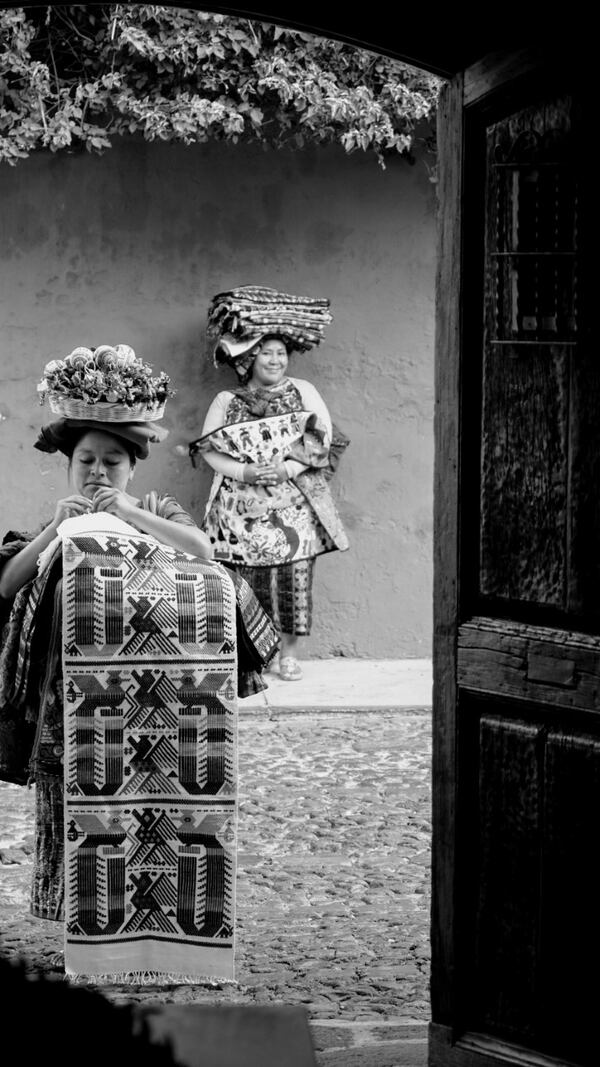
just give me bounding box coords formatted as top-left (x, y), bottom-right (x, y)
top-left (207, 285), bottom-right (333, 352)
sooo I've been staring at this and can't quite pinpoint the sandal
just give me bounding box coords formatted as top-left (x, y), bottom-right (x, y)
top-left (279, 656), bottom-right (303, 681)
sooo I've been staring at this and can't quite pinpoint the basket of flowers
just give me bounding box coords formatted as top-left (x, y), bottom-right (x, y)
top-left (37, 345), bottom-right (174, 422)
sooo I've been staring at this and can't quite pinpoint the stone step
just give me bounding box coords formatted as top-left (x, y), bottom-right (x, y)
top-left (311, 1020), bottom-right (429, 1066)
top-left (242, 659), bottom-right (433, 711)
top-left (139, 1007), bottom-right (430, 1067)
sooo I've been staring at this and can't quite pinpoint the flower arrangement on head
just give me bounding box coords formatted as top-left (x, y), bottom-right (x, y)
top-left (37, 344), bottom-right (175, 422)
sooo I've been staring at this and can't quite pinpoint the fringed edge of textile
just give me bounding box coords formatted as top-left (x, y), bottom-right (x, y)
top-left (65, 971), bottom-right (238, 987)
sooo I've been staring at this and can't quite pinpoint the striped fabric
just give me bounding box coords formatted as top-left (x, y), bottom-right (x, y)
top-left (231, 559), bottom-right (315, 636)
top-left (207, 285), bottom-right (333, 352)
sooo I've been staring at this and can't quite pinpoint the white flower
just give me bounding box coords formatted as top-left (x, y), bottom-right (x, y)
top-left (93, 345), bottom-right (118, 364)
top-left (114, 344), bottom-right (136, 365)
top-left (66, 347), bottom-right (94, 364)
top-left (42, 360), bottom-right (64, 376)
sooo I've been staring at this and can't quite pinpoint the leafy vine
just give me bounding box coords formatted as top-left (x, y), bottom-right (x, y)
top-left (0, 6), bottom-right (441, 167)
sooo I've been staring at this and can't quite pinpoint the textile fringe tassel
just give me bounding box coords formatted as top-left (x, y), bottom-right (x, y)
top-left (66, 971), bottom-right (238, 988)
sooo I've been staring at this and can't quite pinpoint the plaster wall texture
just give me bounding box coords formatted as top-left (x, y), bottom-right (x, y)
top-left (0, 137), bottom-right (435, 658)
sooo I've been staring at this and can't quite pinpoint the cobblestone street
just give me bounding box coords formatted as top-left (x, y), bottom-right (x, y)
top-left (0, 706), bottom-right (432, 1063)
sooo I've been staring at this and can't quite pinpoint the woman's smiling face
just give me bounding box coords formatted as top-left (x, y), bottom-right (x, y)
top-left (250, 338), bottom-right (289, 388)
top-left (70, 431), bottom-right (134, 499)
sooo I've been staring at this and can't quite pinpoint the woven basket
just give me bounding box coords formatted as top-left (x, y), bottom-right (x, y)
top-left (48, 393), bottom-right (166, 423)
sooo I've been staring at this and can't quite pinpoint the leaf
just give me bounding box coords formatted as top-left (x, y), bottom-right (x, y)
top-left (0, 5), bottom-right (441, 166)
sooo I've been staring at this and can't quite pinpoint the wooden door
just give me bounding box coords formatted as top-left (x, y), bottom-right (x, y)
top-left (431, 49), bottom-right (597, 1067)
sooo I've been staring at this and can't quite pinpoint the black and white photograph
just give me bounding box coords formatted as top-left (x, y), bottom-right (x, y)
top-left (0, 6), bottom-right (594, 1067)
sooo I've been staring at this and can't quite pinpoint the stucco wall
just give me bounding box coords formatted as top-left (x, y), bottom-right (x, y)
top-left (0, 137), bottom-right (435, 658)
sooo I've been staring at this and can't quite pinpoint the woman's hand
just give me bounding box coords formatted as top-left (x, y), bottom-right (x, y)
top-left (242, 462), bottom-right (267, 486)
top-left (0, 499), bottom-right (95, 599)
top-left (91, 487), bottom-right (137, 521)
top-left (52, 495), bottom-right (93, 527)
top-left (243, 462), bottom-right (288, 487)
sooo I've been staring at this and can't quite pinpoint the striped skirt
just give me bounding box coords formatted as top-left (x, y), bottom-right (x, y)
top-left (31, 771), bottom-right (64, 921)
top-left (230, 558), bottom-right (315, 636)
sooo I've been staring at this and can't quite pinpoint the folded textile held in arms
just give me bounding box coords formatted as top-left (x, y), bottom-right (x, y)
top-left (207, 285), bottom-right (333, 352)
top-left (0, 522), bottom-right (280, 786)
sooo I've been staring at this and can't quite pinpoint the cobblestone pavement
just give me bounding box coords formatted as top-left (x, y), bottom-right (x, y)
top-left (0, 708), bottom-right (432, 1030)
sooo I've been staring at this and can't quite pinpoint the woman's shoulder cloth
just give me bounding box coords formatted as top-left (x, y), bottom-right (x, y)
top-left (287, 377), bottom-right (323, 403)
top-left (286, 376), bottom-right (310, 390)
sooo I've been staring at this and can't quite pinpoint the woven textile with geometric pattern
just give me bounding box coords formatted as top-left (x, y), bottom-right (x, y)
top-left (61, 522), bottom-right (238, 983)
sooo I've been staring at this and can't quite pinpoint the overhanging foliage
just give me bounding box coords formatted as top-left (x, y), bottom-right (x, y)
top-left (0, 5), bottom-right (441, 166)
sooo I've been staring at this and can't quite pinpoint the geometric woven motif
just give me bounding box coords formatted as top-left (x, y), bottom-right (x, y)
top-left (62, 526), bottom-right (237, 982)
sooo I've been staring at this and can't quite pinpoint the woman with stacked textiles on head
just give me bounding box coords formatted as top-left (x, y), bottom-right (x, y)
top-left (189, 285), bottom-right (350, 682)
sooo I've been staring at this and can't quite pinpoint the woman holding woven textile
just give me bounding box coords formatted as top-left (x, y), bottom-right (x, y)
top-left (190, 330), bottom-right (349, 681)
top-left (0, 422), bottom-right (211, 921)
top-left (0, 346), bottom-right (278, 931)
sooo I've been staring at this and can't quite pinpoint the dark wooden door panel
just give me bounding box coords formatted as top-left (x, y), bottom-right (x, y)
top-left (567, 345), bottom-right (600, 618)
top-left (478, 93), bottom-right (584, 617)
top-left (480, 345), bottom-right (569, 605)
top-left (454, 704), bottom-right (600, 1065)
top-left (538, 731), bottom-right (600, 1065)
top-left (473, 715), bottom-right (542, 1038)
top-left (448, 613), bottom-right (600, 1067)
top-left (432, 50), bottom-right (597, 1067)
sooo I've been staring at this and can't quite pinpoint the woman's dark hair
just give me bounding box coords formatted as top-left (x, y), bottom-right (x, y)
top-left (258, 333), bottom-right (294, 354)
top-left (66, 428), bottom-right (138, 468)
